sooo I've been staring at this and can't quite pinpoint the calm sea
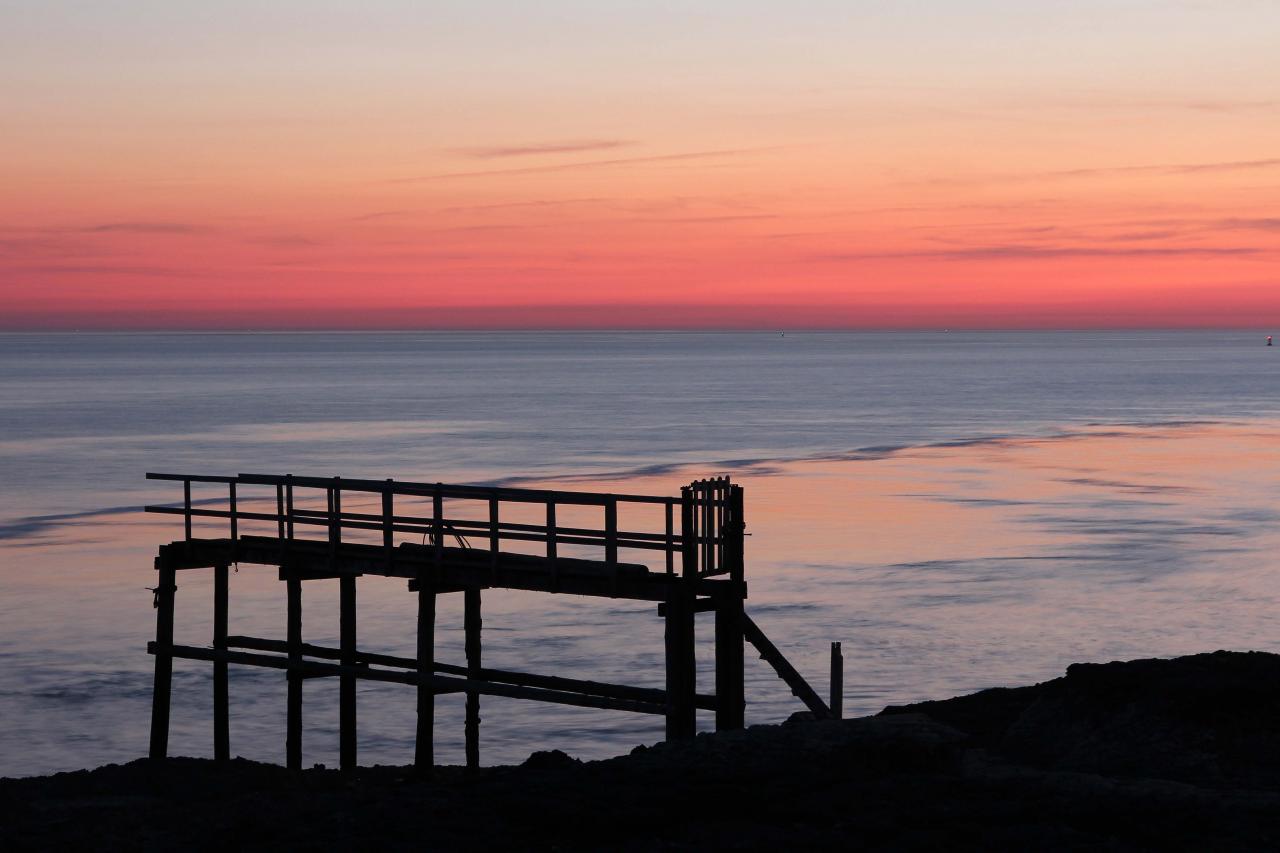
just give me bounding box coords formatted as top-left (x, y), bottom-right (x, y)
top-left (2, 330), bottom-right (1279, 777)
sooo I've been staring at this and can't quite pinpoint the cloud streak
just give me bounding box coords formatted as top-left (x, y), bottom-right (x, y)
top-left (1048, 157), bottom-right (1280, 179)
top-left (812, 245), bottom-right (1266, 262)
top-left (388, 147), bottom-right (772, 183)
top-left (454, 139), bottom-right (634, 159)
top-left (79, 222), bottom-right (204, 234)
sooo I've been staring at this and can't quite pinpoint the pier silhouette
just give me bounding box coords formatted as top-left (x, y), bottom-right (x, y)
top-left (143, 472), bottom-right (837, 771)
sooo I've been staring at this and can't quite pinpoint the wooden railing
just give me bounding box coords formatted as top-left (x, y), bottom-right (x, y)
top-left (145, 472), bottom-right (743, 580)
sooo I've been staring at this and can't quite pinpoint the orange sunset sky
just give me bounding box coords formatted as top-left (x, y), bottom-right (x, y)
top-left (2, 1), bottom-right (1278, 329)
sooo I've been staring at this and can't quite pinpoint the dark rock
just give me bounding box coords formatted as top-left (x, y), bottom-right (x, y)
top-left (7, 651), bottom-right (1280, 850)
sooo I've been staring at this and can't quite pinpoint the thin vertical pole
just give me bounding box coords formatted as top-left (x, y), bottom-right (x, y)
top-left (286, 572), bottom-right (302, 770)
top-left (830, 642), bottom-right (843, 720)
top-left (464, 586), bottom-right (482, 771)
top-left (148, 563), bottom-right (176, 759)
top-left (339, 573), bottom-right (356, 771)
top-left (415, 576), bottom-right (436, 775)
top-left (213, 563), bottom-right (230, 760)
top-left (183, 480), bottom-right (192, 543)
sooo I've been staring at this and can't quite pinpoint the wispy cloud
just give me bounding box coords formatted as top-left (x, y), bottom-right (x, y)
top-left (1216, 217), bottom-right (1280, 232)
top-left (387, 147), bottom-right (772, 184)
top-left (453, 139), bottom-right (634, 159)
top-left (1048, 158), bottom-right (1280, 179)
top-left (916, 157), bottom-right (1280, 188)
top-left (813, 245), bottom-right (1265, 262)
top-left (3, 263), bottom-right (207, 277)
top-left (78, 222), bottom-right (205, 234)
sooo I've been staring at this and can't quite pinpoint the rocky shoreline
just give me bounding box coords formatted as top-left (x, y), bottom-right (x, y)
top-left (6, 650), bottom-right (1280, 850)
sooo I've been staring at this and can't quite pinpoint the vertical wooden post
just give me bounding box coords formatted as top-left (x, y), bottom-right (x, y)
top-left (213, 563), bottom-right (229, 760)
top-left (830, 642), bottom-right (843, 720)
top-left (714, 594), bottom-right (745, 731)
top-left (464, 586), bottom-right (482, 771)
top-left (716, 481), bottom-right (745, 730)
top-left (664, 590), bottom-right (696, 740)
top-left (415, 576), bottom-right (436, 775)
top-left (149, 563), bottom-right (176, 760)
top-left (339, 574), bottom-right (356, 771)
top-left (286, 572), bottom-right (302, 770)
top-left (665, 487), bottom-right (697, 741)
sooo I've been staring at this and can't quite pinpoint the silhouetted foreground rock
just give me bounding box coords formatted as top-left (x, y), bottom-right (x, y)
top-left (6, 651), bottom-right (1280, 850)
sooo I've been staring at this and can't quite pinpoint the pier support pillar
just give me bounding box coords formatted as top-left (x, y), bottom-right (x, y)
top-left (149, 563), bottom-right (177, 760)
top-left (415, 577), bottom-right (436, 775)
top-left (339, 574), bottom-right (357, 771)
top-left (286, 572), bottom-right (302, 770)
top-left (464, 586), bottom-right (482, 771)
top-left (714, 593), bottom-right (745, 731)
top-left (664, 583), bottom-right (696, 740)
top-left (213, 563), bottom-right (229, 760)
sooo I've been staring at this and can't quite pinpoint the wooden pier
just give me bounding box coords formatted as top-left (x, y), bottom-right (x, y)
top-left (144, 472), bottom-right (837, 771)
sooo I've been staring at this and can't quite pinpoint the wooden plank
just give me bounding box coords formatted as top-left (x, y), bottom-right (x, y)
top-left (286, 573), bottom-right (302, 770)
top-left (161, 535), bottom-right (742, 604)
top-left (148, 565), bottom-right (176, 760)
top-left (223, 634), bottom-right (717, 709)
top-left (149, 643), bottom-right (668, 715)
top-left (213, 564), bottom-right (229, 760)
top-left (743, 614), bottom-right (832, 719)
top-left (464, 587), bottom-right (481, 771)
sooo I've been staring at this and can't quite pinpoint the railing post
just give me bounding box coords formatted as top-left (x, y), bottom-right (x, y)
top-left (488, 494), bottom-right (499, 584)
top-left (276, 483), bottom-right (285, 539)
top-left (228, 482), bottom-right (238, 543)
top-left (546, 500), bottom-right (559, 591)
top-left (382, 481), bottom-right (394, 573)
top-left (605, 498), bottom-right (618, 597)
top-left (182, 479), bottom-right (192, 551)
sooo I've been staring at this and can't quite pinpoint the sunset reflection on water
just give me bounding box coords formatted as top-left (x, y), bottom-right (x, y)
top-left (3, 421), bottom-right (1279, 776)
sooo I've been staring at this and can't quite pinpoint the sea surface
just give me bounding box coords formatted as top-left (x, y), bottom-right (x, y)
top-left (2, 330), bottom-right (1279, 778)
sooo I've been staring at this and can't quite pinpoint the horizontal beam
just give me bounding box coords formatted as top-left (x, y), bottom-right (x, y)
top-left (225, 635), bottom-right (717, 710)
top-left (657, 598), bottom-right (720, 617)
top-left (150, 642), bottom-right (669, 715)
top-left (158, 536), bottom-right (730, 602)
